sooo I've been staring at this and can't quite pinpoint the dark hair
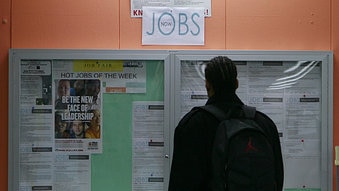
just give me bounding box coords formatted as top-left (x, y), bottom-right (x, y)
top-left (204, 56), bottom-right (238, 95)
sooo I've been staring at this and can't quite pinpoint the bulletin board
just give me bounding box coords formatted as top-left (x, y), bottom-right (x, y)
top-left (8, 49), bottom-right (171, 191)
top-left (172, 50), bottom-right (333, 191)
top-left (8, 49), bottom-right (333, 191)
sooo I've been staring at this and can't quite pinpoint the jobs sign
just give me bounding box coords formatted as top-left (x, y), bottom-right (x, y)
top-left (142, 7), bottom-right (205, 45)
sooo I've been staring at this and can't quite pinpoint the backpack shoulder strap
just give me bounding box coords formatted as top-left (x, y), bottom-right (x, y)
top-left (194, 105), bottom-right (230, 122)
top-left (196, 104), bottom-right (256, 121)
top-left (241, 105), bottom-right (256, 119)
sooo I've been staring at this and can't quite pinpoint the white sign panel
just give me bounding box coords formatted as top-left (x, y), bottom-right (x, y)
top-left (131, 0), bottom-right (211, 17)
top-left (142, 7), bottom-right (205, 45)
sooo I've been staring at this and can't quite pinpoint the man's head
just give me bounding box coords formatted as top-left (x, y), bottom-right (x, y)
top-left (204, 56), bottom-right (238, 97)
top-left (74, 80), bottom-right (85, 96)
top-left (55, 113), bottom-right (68, 132)
top-left (71, 120), bottom-right (85, 137)
top-left (86, 80), bottom-right (100, 97)
top-left (58, 80), bottom-right (70, 97)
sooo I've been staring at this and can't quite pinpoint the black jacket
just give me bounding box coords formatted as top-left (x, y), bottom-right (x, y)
top-left (168, 93), bottom-right (284, 191)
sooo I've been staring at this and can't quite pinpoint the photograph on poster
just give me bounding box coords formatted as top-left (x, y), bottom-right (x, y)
top-left (54, 79), bottom-right (101, 139)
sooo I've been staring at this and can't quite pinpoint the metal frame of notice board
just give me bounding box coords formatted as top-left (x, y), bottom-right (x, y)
top-left (171, 50), bottom-right (333, 191)
top-left (8, 49), bottom-right (172, 191)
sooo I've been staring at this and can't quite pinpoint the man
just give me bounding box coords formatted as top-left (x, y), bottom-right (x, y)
top-left (85, 79), bottom-right (101, 110)
top-left (55, 112), bottom-right (70, 138)
top-left (55, 79), bottom-right (70, 109)
top-left (168, 56), bottom-right (283, 191)
top-left (71, 120), bottom-right (85, 138)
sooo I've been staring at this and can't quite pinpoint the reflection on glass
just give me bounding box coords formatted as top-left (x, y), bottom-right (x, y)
top-left (267, 61), bottom-right (320, 90)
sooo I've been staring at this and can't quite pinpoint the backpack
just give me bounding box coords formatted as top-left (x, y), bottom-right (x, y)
top-left (198, 105), bottom-right (276, 191)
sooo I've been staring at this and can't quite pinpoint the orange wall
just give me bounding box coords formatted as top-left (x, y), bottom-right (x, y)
top-left (9, 0), bottom-right (334, 50)
top-left (0, 0), bottom-right (10, 189)
top-left (1, 0), bottom-right (338, 190)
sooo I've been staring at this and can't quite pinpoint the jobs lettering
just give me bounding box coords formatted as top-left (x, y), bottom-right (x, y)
top-left (146, 11), bottom-right (201, 36)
